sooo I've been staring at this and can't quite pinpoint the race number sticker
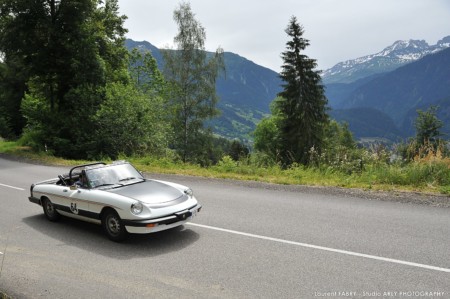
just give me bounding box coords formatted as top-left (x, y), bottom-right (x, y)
top-left (70, 203), bottom-right (79, 214)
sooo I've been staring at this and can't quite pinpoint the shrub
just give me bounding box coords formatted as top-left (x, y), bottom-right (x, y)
top-left (216, 155), bottom-right (238, 172)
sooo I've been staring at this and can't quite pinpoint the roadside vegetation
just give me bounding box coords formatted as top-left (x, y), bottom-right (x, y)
top-left (1, 1), bottom-right (449, 195)
top-left (0, 293), bottom-right (11, 299)
top-left (1, 137), bottom-right (449, 195)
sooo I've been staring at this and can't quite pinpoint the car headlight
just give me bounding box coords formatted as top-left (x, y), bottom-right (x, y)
top-left (184, 188), bottom-right (193, 197)
top-left (131, 201), bottom-right (143, 215)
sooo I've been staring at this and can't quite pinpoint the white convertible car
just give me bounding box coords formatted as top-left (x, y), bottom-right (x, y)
top-left (28, 161), bottom-right (202, 241)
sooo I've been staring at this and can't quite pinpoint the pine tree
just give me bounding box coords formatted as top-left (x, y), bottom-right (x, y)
top-left (277, 16), bottom-right (328, 165)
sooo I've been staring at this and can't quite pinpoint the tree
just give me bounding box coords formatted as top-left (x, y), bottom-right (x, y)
top-left (253, 97), bottom-right (283, 162)
top-left (276, 16), bottom-right (328, 166)
top-left (415, 106), bottom-right (443, 147)
top-left (318, 120), bottom-right (360, 171)
top-left (323, 121), bottom-right (356, 150)
top-left (162, 1), bottom-right (224, 163)
top-left (1, 0), bottom-right (129, 158)
top-left (92, 83), bottom-right (169, 159)
top-left (228, 140), bottom-right (249, 161)
top-left (129, 48), bottom-right (166, 96)
top-left (0, 55), bottom-right (27, 138)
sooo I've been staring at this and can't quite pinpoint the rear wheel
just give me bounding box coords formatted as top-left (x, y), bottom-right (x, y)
top-left (42, 198), bottom-right (61, 221)
top-left (102, 209), bottom-right (128, 242)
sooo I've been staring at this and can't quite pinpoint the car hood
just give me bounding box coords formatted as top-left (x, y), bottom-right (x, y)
top-left (106, 180), bottom-right (186, 205)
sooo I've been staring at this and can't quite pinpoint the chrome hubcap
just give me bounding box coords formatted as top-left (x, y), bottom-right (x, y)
top-left (46, 202), bottom-right (54, 214)
top-left (108, 216), bottom-right (120, 234)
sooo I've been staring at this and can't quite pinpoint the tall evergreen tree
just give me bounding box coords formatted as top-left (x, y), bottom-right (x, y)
top-left (162, 1), bottom-right (224, 164)
top-left (277, 16), bottom-right (328, 165)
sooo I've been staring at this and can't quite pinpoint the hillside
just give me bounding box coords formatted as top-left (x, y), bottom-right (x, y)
top-left (325, 74), bottom-right (382, 109)
top-left (330, 108), bottom-right (402, 140)
top-left (401, 96), bottom-right (450, 137)
top-left (125, 39), bottom-right (282, 141)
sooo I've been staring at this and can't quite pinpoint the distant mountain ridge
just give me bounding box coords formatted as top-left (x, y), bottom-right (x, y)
top-left (345, 47), bottom-right (450, 133)
top-left (327, 47), bottom-right (450, 140)
top-left (322, 36), bottom-right (450, 84)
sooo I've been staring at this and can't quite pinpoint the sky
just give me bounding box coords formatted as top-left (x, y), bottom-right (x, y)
top-left (117, 0), bottom-right (450, 72)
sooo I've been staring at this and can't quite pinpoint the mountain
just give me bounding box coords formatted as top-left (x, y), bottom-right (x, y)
top-left (401, 96), bottom-right (450, 137)
top-left (322, 36), bottom-right (450, 84)
top-left (325, 74), bottom-right (383, 109)
top-left (339, 47), bottom-right (450, 139)
top-left (343, 47), bottom-right (450, 123)
top-left (126, 39), bottom-right (164, 68)
top-left (330, 108), bottom-right (402, 140)
top-left (125, 39), bottom-right (282, 141)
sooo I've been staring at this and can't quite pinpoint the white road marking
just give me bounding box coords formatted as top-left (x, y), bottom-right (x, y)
top-left (187, 222), bottom-right (450, 274)
top-left (0, 183), bottom-right (25, 191)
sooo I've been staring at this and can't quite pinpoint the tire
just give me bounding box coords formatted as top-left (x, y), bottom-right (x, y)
top-left (42, 198), bottom-right (61, 221)
top-left (102, 209), bottom-right (128, 242)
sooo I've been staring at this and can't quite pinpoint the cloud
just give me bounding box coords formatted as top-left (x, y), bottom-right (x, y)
top-left (119, 0), bottom-right (450, 72)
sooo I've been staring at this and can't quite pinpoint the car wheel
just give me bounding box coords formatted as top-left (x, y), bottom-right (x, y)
top-left (102, 209), bottom-right (128, 242)
top-left (42, 198), bottom-right (61, 221)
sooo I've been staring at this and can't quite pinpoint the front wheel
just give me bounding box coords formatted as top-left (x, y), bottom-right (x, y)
top-left (42, 198), bottom-right (61, 221)
top-left (102, 210), bottom-right (128, 242)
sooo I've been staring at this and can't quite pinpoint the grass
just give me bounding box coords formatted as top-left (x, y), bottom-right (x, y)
top-left (1, 140), bottom-right (449, 195)
top-left (0, 141), bottom-right (90, 166)
top-left (0, 292), bottom-right (13, 299)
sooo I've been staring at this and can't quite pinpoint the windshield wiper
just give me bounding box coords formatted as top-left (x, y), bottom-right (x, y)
top-left (119, 177), bottom-right (144, 182)
top-left (119, 177), bottom-right (137, 182)
top-left (94, 183), bottom-right (117, 188)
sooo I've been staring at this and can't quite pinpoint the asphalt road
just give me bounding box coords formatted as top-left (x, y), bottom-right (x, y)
top-left (0, 157), bottom-right (449, 299)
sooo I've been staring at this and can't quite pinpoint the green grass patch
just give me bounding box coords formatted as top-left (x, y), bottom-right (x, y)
top-left (0, 140), bottom-right (23, 153)
top-left (0, 140), bottom-right (90, 167)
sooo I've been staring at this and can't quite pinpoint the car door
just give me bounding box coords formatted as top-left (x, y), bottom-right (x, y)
top-left (50, 185), bottom-right (90, 217)
top-left (66, 186), bottom-right (92, 217)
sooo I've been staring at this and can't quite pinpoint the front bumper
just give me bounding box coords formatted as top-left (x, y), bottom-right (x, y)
top-left (123, 204), bottom-right (202, 234)
top-left (29, 196), bottom-right (41, 205)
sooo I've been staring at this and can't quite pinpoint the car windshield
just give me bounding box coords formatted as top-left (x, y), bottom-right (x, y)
top-left (85, 163), bottom-right (144, 188)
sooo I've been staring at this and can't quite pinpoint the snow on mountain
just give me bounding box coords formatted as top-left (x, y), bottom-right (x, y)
top-left (322, 36), bottom-right (450, 84)
top-left (437, 36), bottom-right (450, 47)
